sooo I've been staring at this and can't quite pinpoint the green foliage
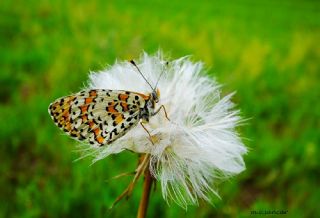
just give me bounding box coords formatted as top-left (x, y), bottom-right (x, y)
top-left (1, 0), bottom-right (319, 217)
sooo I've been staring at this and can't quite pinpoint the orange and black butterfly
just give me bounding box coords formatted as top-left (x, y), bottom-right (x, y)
top-left (48, 60), bottom-right (168, 146)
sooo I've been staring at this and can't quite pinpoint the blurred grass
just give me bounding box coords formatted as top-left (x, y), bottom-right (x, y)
top-left (0, 0), bottom-right (319, 217)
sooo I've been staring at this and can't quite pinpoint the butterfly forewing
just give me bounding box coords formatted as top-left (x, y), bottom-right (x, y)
top-left (48, 89), bottom-right (148, 146)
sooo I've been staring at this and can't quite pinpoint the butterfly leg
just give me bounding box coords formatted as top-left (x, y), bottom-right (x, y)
top-left (140, 122), bottom-right (155, 145)
top-left (153, 105), bottom-right (170, 121)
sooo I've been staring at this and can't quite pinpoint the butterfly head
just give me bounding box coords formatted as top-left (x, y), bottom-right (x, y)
top-left (151, 88), bottom-right (160, 103)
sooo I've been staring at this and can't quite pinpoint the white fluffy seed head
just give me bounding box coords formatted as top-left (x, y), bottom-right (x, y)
top-left (83, 51), bottom-right (247, 208)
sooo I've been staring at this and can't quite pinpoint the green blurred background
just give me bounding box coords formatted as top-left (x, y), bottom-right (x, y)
top-left (1, 0), bottom-right (319, 217)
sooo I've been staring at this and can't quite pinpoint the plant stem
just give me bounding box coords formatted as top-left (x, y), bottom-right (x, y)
top-left (137, 165), bottom-right (153, 218)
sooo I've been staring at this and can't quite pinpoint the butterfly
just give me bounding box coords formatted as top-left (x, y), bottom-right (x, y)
top-left (48, 60), bottom-right (169, 147)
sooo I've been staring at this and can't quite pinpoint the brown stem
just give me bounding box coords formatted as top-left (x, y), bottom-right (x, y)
top-left (137, 165), bottom-right (153, 218)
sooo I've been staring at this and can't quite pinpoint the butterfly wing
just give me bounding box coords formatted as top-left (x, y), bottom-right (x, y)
top-left (48, 89), bottom-right (149, 146)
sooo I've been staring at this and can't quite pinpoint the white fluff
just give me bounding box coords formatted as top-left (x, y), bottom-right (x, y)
top-left (85, 51), bottom-right (247, 208)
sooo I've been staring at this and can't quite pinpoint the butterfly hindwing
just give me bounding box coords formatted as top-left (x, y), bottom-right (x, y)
top-left (48, 89), bottom-right (149, 146)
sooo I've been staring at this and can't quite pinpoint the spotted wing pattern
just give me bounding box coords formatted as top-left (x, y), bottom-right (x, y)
top-left (48, 89), bottom-right (150, 146)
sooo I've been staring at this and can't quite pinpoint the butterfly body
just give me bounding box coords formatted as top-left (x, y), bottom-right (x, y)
top-left (48, 89), bottom-right (160, 146)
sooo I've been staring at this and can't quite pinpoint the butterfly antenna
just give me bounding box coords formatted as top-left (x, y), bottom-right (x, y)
top-left (155, 61), bottom-right (168, 89)
top-left (129, 60), bottom-right (154, 90)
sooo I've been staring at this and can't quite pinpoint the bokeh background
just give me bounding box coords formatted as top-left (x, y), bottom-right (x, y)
top-left (1, 0), bottom-right (319, 217)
